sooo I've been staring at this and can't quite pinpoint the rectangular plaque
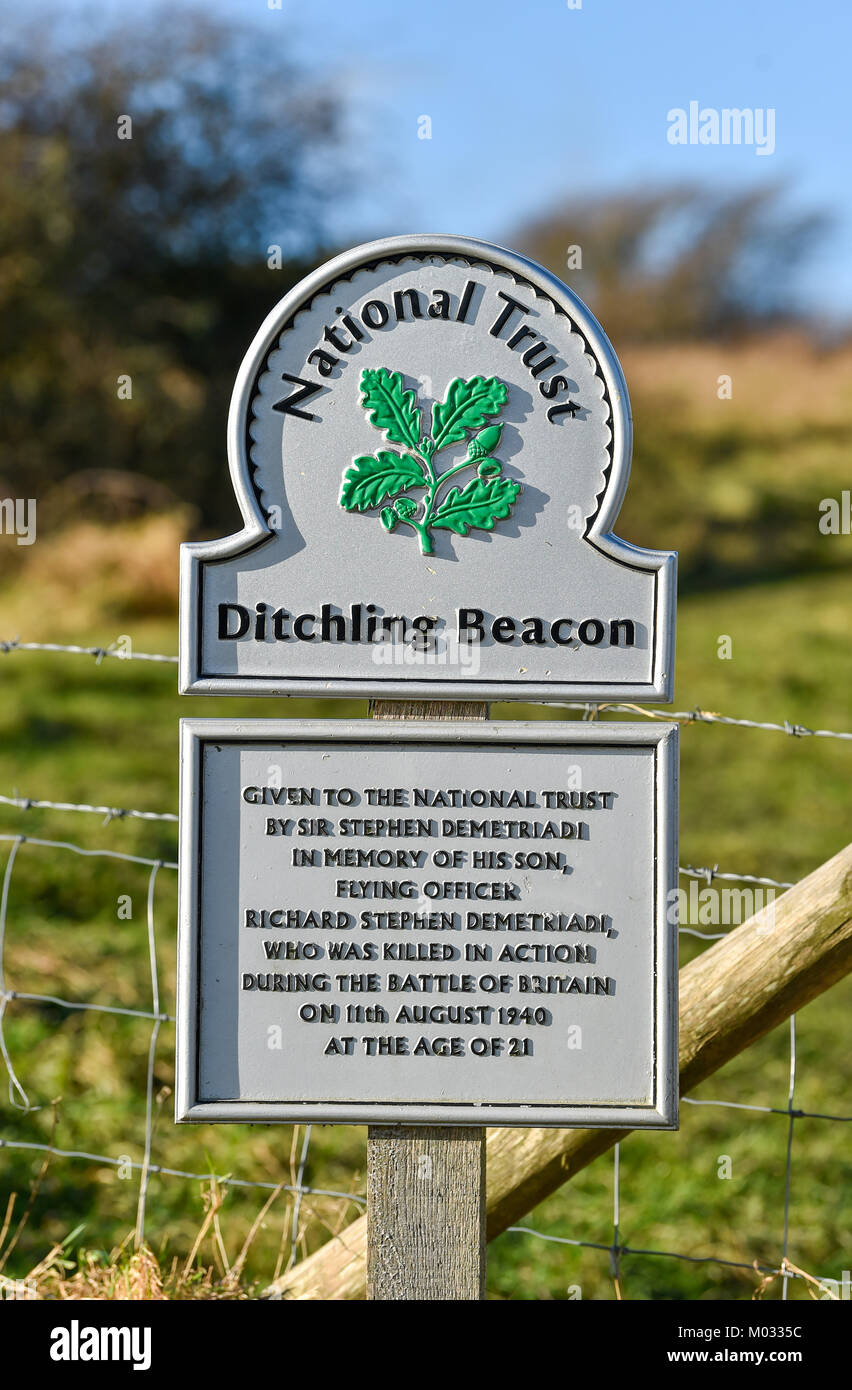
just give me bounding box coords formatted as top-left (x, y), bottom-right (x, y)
top-left (177, 720), bottom-right (678, 1127)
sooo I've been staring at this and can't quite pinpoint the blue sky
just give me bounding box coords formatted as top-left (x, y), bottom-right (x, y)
top-left (69, 0), bottom-right (852, 315)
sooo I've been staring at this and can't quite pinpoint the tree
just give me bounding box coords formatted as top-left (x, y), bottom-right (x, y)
top-left (517, 184), bottom-right (829, 344)
top-left (0, 8), bottom-right (351, 529)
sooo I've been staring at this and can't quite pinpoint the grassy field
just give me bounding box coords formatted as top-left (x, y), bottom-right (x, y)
top-left (0, 339), bottom-right (849, 1300)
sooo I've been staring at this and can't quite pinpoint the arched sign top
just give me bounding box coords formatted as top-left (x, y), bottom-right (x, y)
top-left (180, 234), bottom-right (676, 701)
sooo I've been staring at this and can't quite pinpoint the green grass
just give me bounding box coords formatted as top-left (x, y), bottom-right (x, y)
top-left (0, 568), bottom-right (849, 1299)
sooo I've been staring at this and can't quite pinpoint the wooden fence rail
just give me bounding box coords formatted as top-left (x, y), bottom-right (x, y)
top-left (266, 839), bottom-right (852, 1300)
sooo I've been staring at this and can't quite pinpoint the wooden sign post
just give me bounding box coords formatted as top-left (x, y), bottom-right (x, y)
top-left (367, 1123), bottom-right (485, 1300)
top-left (368, 700), bottom-right (487, 1300)
top-left (176, 235), bottom-right (679, 1302)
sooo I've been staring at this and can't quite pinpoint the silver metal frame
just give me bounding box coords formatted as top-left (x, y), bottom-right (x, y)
top-left (179, 234), bottom-right (676, 702)
top-left (177, 720), bottom-right (679, 1128)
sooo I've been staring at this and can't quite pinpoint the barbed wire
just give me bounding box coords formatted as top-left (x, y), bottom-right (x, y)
top-left (678, 863), bottom-right (794, 890)
top-left (0, 792), bottom-right (798, 898)
top-left (0, 793), bottom-right (178, 824)
top-left (568, 700), bottom-right (852, 741)
top-left (2, 639), bottom-right (850, 741)
top-left (0, 639), bottom-right (177, 665)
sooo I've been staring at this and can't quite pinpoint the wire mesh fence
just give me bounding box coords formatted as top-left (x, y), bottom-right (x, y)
top-left (0, 642), bottom-right (849, 1299)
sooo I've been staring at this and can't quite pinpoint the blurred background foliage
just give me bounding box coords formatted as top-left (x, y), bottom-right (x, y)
top-left (0, 10), bottom-right (345, 530)
top-left (520, 184), bottom-right (829, 342)
top-left (0, 7), bottom-right (849, 594)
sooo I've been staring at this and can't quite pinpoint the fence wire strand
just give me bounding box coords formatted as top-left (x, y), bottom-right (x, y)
top-left (0, 790), bottom-right (798, 902)
top-left (2, 639), bottom-right (850, 741)
top-left (562, 700), bottom-right (852, 742)
top-left (0, 792), bottom-right (178, 824)
top-left (135, 861), bottom-right (164, 1249)
top-left (0, 639), bottom-right (178, 665)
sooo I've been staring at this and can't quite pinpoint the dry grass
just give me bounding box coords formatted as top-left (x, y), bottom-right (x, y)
top-left (0, 508), bottom-right (189, 636)
top-left (31, 1243), bottom-right (257, 1301)
top-left (623, 332), bottom-right (852, 432)
top-left (0, 1115), bottom-right (366, 1299)
top-left (0, 1176), bottom-right (267, 1300)
top-left (0, 1115), bottom-right (340, 1300)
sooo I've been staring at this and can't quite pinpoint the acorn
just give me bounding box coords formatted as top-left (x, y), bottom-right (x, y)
top-left (394, 496), bottom-right (418, 519)
top-left (468, 424), bottom-right (503, 459)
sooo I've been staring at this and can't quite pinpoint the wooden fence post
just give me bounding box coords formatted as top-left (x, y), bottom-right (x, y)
top-left (366, 699), bottom-right (488, 1301)
top-left (266, 836), bottom-right (852, 1300)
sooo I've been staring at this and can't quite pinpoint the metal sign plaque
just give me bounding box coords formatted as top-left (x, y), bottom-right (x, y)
top-left (180, 235), bottom-right (676, 702)
top-left (177, 720), bottom-right (678, 1127)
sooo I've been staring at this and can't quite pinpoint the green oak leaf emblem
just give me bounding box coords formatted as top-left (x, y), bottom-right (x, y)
top-left (338, 368), bottom-right (520, 555)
